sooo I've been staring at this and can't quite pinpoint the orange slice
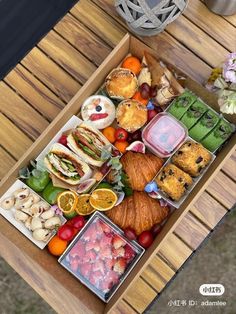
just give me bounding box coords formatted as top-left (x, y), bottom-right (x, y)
top-left (75, 194), bottom-right (95, 216)
top-left (89, 188), bottom-right (118, 211)
top-left (57, 191), bottom-right (78, 214)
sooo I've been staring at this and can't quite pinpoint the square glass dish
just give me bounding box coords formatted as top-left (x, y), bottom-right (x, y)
top-left (59, 211), bottom-right (144, 303)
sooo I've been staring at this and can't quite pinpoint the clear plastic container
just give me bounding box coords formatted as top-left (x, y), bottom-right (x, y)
top-left (142, 112), bottom-right (188, 158)
top-left (59, 212), bottom-right (144, 303)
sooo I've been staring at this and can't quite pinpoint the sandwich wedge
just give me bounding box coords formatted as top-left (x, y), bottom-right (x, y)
top-left (67, 123), bottom-right (112, 167)
top-left (44, 143), bottom-right (92, 185)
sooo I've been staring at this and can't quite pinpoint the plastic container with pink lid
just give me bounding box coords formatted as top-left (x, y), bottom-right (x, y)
top-left (142, 112), bottom-right (187, 158)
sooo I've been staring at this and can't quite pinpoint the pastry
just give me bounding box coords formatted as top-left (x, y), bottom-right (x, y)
top-left (105, 68), bottom-right (138, 99)
top-left (201, 118), bottom-right (235, 152)
top-left (189, 109), bottom-right (219, 141)
top-left (81, 95), bottom-right (116, 129)
top-left (167, 90), bottom-right (197, 119)
top-left (144, 52), bottom-right (185, 106)
top-left (106, 191), bottom-right (169, 235)
top-left (180, 100), bottom-right (208, 129)
top-left (116, 99), bottom-right (147, 133)
top-left (172, 141), bottom-right (212, 177)
top-left (156, 164), bottom-right (193, 201)
top-left (120, 151), bottom-right (163, 191)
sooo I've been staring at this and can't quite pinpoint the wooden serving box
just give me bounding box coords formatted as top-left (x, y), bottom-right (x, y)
top-left (0, 34), bottom-right (235, 314)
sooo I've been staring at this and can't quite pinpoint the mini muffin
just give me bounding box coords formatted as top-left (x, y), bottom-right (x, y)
top-left (172, 141), bottom-right (212, 177)
top-left (105, 68), bottom-right (138, 99)
top-left (156, 164), bottom-right (193, 201)
top-left (116, 99), bottom-right (147, 133)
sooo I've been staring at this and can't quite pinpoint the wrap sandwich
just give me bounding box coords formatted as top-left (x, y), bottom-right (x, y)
top-left (67, 123), bottom-right (112, 167)
top-left (44, 143), bottom-right (92, 185)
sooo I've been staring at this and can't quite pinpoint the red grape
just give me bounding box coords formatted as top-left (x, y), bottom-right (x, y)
top-left (149, 85), bottom-right (157, 98)
top-left (124, 228), bottom-right (137, 241)
top-left (151, 224), bottom-right (162, 237)
top-left (138, 231), bottom-right (154, 248)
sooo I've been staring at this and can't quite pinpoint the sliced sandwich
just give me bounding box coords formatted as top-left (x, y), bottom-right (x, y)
top-left (44, 143), bottom-right (92, 185)
top-left (67, 123), bottom-right (112, 167)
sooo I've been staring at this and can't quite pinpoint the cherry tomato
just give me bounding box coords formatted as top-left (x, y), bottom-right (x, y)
top-left (115, 128), bottom-right (128, 142)
top-left (58, 224), bottom-right (75, 241)
top-left (124, 227), bottom-right (137, 240)
top-left (58, 135), bottom-right (68, 146)
top-left (70, 216), bottom-right (86, 230)
top-left (138, 231), bottom-right (154, 248)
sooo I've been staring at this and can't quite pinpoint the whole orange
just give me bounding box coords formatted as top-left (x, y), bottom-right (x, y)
top-left (102, 126), bottom-right (116, 143)
top-left (48, 235), bottom-right (68, 256)
top-left (132, 91), bottom-right (149, 106)
top-left (114, 141), bottom-right (129, 153)
top-left (121, 56), bottom-right (141, 75)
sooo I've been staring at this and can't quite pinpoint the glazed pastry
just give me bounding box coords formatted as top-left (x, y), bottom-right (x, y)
top-left (105, 68), bottom-right (138, 99)
top-left (120, 151), bottom-right (163, 191)
top-left (167, 90), bottom-right (197, 119)
top-left (156, 164), bottom-right (193, 201)
top-left (116, 99), bottom-right (147, 133)
top-left (189, 109), bottom-right (219, 141)
top-left (172, 141), bottom-right (212, 177)
top-left (81, 95), bottom-right (116, 129)
top-left (106, 191), bottom-right (169, 235)
top-left (201, 118), bottom-right (235, 152)
top-left (180, 100), bottom-right (208, 129)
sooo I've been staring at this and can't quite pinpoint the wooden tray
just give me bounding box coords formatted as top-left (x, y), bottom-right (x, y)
top-left (0, 34), bottom-right (235, 314)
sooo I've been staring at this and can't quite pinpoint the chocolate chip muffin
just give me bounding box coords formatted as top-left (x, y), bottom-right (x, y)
top-left (172, 141), bottom-right (212, 177)
top-left (156, 164), bottom-right (193, 201)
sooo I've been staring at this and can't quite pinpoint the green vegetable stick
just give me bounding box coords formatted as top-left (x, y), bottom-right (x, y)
top-left (180, 100), bottom-right (208, 130)
top-left (167, 90), bottom-right (197, 119)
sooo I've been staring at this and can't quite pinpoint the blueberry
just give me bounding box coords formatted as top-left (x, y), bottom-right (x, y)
top-left (147, 101), bottom-right (155, 110)
top-left (144, 181), bottom-right (159, 193)
top-left (96, 105), bottom-right (102, 112)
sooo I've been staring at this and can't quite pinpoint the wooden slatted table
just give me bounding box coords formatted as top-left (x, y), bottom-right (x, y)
top-left (0, 1), bottom-right (235, 313)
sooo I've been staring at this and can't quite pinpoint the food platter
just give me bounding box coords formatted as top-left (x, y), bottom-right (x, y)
top-left (0, 35), bottom-right (235, 314)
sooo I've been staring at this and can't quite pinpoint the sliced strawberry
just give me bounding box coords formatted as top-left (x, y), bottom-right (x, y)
top-left (99, 277), bottom-right (113, 293)
top-left (70, 242), bottom-right (85, 258)
top-left (83, 250), bottom-right (97, 263)
top-left (82, 224), bottom-right (97, 242)
top-left (112, 247), bottom-right (125, 258)
top-left (124, 244), bottom-right (136, 262)
top-left (100, 235), bottom-right (113, 248)
top-left (112, 235), bottom-right (126, 249)
top-left (92, 260), bottom-right (106, 275)
top-left (113, 258), bottom-right (127, 275)
top-left (80, 263), bottom-right (92, 279)
top-left (104, 258), bottom-right (116, 271)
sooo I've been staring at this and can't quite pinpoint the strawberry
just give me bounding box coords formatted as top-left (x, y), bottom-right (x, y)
top-left (80, 263), bottom-right (92, 279)
top-left (83, 250), bottom-right (97, 263)
top-left (112, 235), bottom-right (126, 249)
top-left (89, 271), bottom-right (103, 288)
top-left (92, 260), bottom-right (106, 275)
top-left (100, 235), bottom-right (113, 249)
top-left (105, 270), bottom-right (120, 286)
top-left (85, 241), bottom-right (100, 253)
top-left (124, 245), bottom-right (136, 262)
top-left (104, 258), bottom-right (116, 271)
top-left (70, 258), bottom-right (80, 272)
top-left (112, 247), bottom-right (125, 258)
top-left (113, 258), bottom-right (127, 275)
top-left (83, 224), bottom-right (97, 242)
top-left (99, 278), bottom-right (113, 293)
top-left (98, 220), bottom-right (112, 234)
top-left (100, 246), bottom-right (112, 259)
top-left (70, 242), bottom-right (85, 258)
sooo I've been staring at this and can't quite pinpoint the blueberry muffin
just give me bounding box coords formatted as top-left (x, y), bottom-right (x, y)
top-left (172, 141), bottom-right (212, 177)
top-left (156, 164), bottom-right (193, 201)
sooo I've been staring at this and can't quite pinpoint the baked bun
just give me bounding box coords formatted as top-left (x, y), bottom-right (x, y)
top-left (105, 68), bottom-right (138, 99)
top-left (116, 99), bottom-right (147, 133)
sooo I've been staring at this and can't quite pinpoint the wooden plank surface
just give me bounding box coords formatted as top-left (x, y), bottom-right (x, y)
top-left (0, 1), bottom-right (235, 313)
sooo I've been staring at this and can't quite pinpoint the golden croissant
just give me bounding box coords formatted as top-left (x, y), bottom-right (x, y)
top-left (106, 191), bottom-right (169, 235)
top-left (121, 151), bottom-right (163, 191)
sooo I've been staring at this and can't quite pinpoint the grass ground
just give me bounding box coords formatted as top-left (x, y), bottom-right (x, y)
top-left (0, 206), bottom-right (235, 314)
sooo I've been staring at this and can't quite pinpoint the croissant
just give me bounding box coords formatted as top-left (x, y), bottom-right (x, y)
top-left (121, 151), bottom-right (163, 191)
top-left (106, 191), bottom-right (169, 235)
